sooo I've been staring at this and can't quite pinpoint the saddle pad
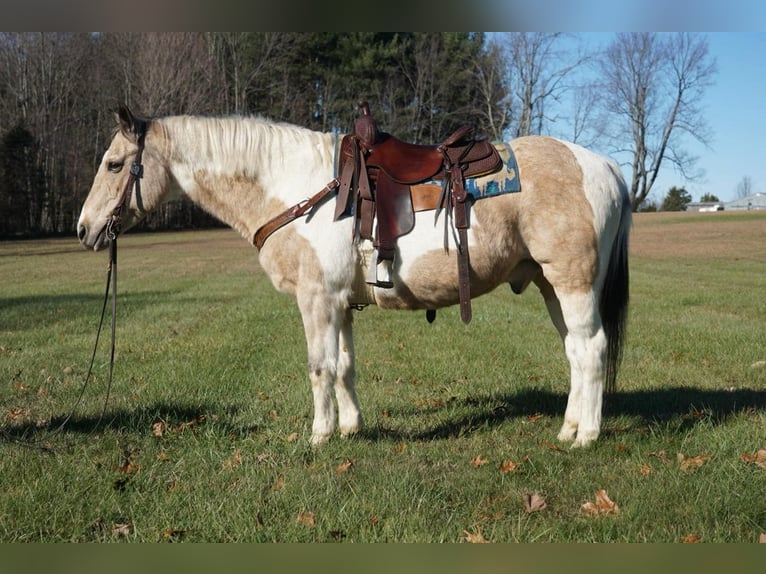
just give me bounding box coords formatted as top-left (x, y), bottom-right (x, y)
top-left (462, 142), bottom-right (520, 199)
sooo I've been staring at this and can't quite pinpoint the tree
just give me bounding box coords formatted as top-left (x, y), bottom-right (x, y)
top-left (661, 186), bottom-right (692, 211)
top-left (699, 192), bottom-right (720, 202)
top-left (735, 175), bottom-right (753, 198)
top-left (493, 33), bottom-right (588, 139)
top-left (598, 33), bottom-right (716, 211)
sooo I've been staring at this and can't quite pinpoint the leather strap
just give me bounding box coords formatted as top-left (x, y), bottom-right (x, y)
top-left (254, 178), bottom-right (340, 250)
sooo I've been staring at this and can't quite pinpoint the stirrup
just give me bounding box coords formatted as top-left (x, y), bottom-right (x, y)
top-left (366, 248), bottom-right (394, 289)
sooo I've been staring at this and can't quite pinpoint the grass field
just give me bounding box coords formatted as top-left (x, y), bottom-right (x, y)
top-left (1, 211), bottom-right (764, 542)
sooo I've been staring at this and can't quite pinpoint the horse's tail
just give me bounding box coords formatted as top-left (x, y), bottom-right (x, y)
top-left (600, 192), bottom-right (632, 393)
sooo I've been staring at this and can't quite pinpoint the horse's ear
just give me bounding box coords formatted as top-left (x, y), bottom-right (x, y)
top-left (115, 104), bottom-right (135, 136)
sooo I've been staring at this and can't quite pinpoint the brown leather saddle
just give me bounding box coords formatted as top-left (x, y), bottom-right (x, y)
top-left (334, 101), bottom-right (503, 324)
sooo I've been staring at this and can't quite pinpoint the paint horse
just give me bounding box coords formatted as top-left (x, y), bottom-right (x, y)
top-left (78, 105), bottom-right (631, 448)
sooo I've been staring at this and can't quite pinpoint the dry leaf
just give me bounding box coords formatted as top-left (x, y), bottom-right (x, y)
top-left (677, 452), bottom-right (711, 472)
top-left (471, 454), bottom-right (490, 467)
top-left (523, 492), bottom-right (547, 513)
top-left (152, 421), bottom-right (166, 437)
top-left (336, 459), bottom-right (354, 474)
top-left (162, 528), bottom-right (186, 541)
top-left (541, 440), bottom-right (564, 452)
top-left (286, 432), bottom-right (299, 442)
top-left (681, 533), bottom-right (701, 544)
top-left (111, 522), bottom-right (132, 537)
top-left (224, 450), bottom-right (243, 469)
top-left (581, 489), bottom-right (619, 516)
top-left (499, 456), bottom-right (528, 474)
top-left (463, 525), bottom-right (489, 543)
top-left (270, 475), bottom-right (285, 491)
top-left (640, 464), bottom-right (652, 476)
top-left (739, 448), bottom-right (766, 469)
top-left (297, 511), bottom-right (316, 527)
top-left (527, 413), bottom-right (544, 423)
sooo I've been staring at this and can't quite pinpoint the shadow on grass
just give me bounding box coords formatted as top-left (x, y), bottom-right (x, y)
top-left (0, 401), bottom-right (261, 450)
top-left (367, 387), bottom-right (766, 442)
top-left (3, 388), bottom-right (764, 448)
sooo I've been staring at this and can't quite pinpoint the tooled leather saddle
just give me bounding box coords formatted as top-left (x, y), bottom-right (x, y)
top-left (334, 101), bottom-right (503, 324)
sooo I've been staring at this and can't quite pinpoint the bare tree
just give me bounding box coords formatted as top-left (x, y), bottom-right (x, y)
top-left (495, 33), bottom-right (588, 139)
top-left (598, 33), bottom-right (716, 211)
top-left (735, 175), bottom-right (753, 198)
top-left (472, 40), bottom-right (511, 141)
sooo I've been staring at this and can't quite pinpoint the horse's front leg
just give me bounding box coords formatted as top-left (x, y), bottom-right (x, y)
top-left (298, 290), bottom-right (361, 445)
top-left (335, 308), bottom-right (362, 437)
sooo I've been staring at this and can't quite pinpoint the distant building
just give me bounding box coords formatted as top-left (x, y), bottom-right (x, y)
top-left (725, 192), bottom-right (766, 211)
top-left (686, 201), bottom-right (724, 212)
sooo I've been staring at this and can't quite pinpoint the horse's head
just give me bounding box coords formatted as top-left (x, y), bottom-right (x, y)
top-left (77, 105), bottom-right (171, 250)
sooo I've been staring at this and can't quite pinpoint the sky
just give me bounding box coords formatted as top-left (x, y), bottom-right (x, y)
top-left (649, 32), bottom-right (766, 203)
top-left (551, 32), bottom-right (766, 204)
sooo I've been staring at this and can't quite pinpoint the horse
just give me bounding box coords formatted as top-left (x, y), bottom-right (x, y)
top-left (77, 105), bottom-right (631, 448)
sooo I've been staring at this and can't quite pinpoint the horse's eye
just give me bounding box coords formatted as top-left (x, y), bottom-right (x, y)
top-left (107, 161), bottom-right (124, 173)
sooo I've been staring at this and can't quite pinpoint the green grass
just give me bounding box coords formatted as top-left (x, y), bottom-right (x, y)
top-left (1, 222), bottom-right (764, 542)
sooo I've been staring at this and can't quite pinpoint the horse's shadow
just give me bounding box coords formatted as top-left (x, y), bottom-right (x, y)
top-left (3, 388), bottom-right (764, 447)
top-left (0, 402), bottom-right (260, 449)
top-left (364, 387), bottom-right (766, 442)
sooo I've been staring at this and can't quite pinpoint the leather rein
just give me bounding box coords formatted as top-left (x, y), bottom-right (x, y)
top-left (58, 121), bottom-right (147, 431)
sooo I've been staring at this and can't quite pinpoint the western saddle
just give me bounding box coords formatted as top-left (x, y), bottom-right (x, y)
top-left (334, 101), bottom-right (503, 323)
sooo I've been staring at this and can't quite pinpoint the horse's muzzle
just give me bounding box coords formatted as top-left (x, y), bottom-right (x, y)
top-left (77, 222), bottom-right (109, 252)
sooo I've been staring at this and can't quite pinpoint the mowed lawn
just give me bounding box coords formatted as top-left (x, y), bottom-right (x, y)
top-left (0, 212), bottom-right (764, 542)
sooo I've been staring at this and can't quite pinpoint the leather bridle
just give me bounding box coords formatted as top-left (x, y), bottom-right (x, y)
top-left (58, 118), bottom-right (148, 433)
top-left (106, 118), bottom-right (147, 241)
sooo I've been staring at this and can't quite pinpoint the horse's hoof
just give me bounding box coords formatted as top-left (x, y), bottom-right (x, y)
top-left (571, 430), bottom-right (598, 448)
top-left (557, 422), bottom-right (578, 442)
top-left (310, 432), bottom-right (333, 447)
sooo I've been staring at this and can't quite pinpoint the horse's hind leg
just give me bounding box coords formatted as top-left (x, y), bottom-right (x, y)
top-left (336, 309), bottom-right (363, 438)
top-left (546, 287), bottom-right (607, 448)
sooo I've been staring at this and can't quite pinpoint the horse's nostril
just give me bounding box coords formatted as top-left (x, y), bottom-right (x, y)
top-left (77, 225), bottom-right (87, 242)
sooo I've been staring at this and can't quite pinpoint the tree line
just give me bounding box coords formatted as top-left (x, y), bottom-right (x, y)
top-left (0, 32), bottom-right (716, 238)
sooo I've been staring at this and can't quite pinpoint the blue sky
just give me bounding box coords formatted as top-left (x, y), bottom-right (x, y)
top-left (548, 32), bottom-right (765, 204)
top-left (651, 32), bottom-right (766, 203)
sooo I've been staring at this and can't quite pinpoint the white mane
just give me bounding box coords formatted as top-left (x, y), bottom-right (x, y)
top-left (159, 115), bottom-right (336, 183)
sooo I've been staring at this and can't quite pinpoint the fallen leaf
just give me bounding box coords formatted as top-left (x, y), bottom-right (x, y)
top-left (111, 522), bottom-right (132, 537)
top-left (498, 456), bottom-right (528, 474)
top-left (523, 492), bottom-right (547, 513)
top-left (540, 440), bottom-right (564, 452)
top-left (224, 450), bottom-right (243, 470)
top-left (527, 413), bottom-right (544, 423)
top-left (640, 464), bottom-right (652, 476)
top-left (286, 432), bottom-right (299, 442)
top-left (336, 459), bottom-right (354, 474)
top-left (581, 489), bottom-right (619, 516)
top-left (681, 533), bottom-right (701, 544)
top-left (270, 475), bottom-right (285, 491)
top-left (463, 525), bottom-right (489, 543)
top-left (152, 421), bottom-right (166, 437)
top-left (677, 452), bottom-right (711, 472)
top-left (162, 528), bottom-right (186, 541)
top-left (297, 511), bottom-right (316, 527)
top-left (471, 454), bottom-right (489, 467)
top-left (739, 448), bottom-right (766, 469)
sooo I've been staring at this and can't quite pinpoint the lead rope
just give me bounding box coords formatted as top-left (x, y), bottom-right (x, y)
top-left (55, 235), bottom-right (118, 433)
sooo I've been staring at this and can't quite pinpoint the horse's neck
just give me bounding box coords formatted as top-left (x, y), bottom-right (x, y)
top-left (162, 116), bottom-right (335, 244)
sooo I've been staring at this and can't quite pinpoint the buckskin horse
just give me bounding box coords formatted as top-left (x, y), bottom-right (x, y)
top-left (77, 105), bottom-right (631, 448)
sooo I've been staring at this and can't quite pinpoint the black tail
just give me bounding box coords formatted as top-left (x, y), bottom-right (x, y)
top-left (600, 197), bottom-right (631, 393)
